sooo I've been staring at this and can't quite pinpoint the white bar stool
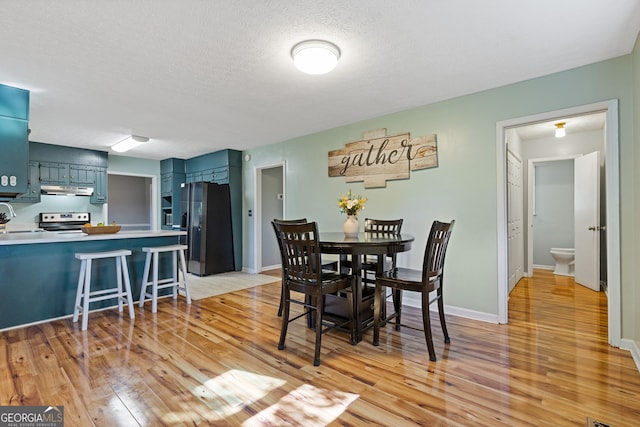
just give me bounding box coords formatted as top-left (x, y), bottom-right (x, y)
top-left (73, 249), bottom-right (135, 331)
top-left (139, 244), bottom-right (190, 313)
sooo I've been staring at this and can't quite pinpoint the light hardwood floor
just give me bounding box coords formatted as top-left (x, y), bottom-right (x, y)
top-left (1, 269), bottom-right (638, 426)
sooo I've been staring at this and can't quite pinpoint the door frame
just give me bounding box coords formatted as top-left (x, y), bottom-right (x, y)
top-left (253, 161), bottom-right (286, 273)
top-left (496, 99), bottom-right (620, 346)
top-left (527, 155), bottom-right (580, 275)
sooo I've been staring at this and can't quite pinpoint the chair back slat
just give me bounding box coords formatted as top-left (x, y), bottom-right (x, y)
top-left (364, 218), bottom-right (403, 234)
top-left (422, 220), bottom-right (455, 283)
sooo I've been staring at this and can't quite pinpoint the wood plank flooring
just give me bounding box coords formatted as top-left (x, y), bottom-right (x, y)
top-left (1, 269), bottom-right (639, 426)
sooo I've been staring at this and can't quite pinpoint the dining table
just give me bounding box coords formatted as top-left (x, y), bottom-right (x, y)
top-left (319, 231), bottom-right (415, 344)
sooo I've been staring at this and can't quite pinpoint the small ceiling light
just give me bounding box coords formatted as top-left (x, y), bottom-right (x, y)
top-left (555, 122), bottom-right (566, 138)
top-left (112, 135), bottom-right (150, 153)
top-left (291, 40), bottom-right (340, 75)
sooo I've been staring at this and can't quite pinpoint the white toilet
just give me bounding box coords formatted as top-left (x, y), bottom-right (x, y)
top-left (550, 248), bottom-right (575, 276)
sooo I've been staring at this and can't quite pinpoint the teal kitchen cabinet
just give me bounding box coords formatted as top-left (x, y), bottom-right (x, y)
top-left (39, 162), bottom-right (70, 185)
top-left (185, 170), bottom-right (203, 184)
top-left (13, 161), bottom-right (40, 203)
top-left (30, 142), bottom-right (108, 204)
top-left (69, 164), bottom-right (96, 186)
top-left (161, 174), bottom-right (173, 195)
top-left (0, 84), bottom-right (29, 120)
top-left (90, 167), bottom-right (107, 204)
top-left (160, 172), bottom-right (185, 229)
top-left (0, 84), bottom-right (29, 198)
top-left (160, 158), bottom-right (186, 229)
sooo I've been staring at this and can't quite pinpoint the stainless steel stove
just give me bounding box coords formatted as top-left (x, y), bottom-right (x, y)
top-left (39, 212), bottom-right (91, 231)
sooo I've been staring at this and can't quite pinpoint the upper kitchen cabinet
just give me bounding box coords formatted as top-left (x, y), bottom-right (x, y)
top-left (160, 158), bottom-right (185, 229)
top-left (185, 149), bottom-right (241, 184)
top-left (13, 161), bottom-right (40, 203)
top-left (28, 141), bottom-right (109, 204)
top-left (0, 84), bottom-right (29, 120)
top-left (90, 167), bottom-right (108, 204)
top-left (39, 162), bottom-right (70, 185)
top-left (0, 84), bottom-right (29, 198)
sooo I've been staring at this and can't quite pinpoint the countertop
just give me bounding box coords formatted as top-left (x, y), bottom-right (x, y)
top-left (0, 229), bottom-right (186, 245)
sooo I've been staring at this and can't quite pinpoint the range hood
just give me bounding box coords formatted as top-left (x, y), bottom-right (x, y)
top-left (40, 185), bottom-right (94, 196)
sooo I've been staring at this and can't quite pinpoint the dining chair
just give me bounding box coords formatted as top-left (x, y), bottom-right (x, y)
top-left (272, 218), bottom-right (338, 317)
top-left (362, 218), bottom-right (404, 280)
top-left (273, 220), bottom-right (355, 366)
top-left (373, 220), bottom-right (454, 361)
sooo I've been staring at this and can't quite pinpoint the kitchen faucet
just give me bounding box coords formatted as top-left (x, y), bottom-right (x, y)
top-left (0, 202), bottom-right (17, 218)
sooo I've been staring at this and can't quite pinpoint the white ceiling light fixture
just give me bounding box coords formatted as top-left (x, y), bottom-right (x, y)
top-left (291, 40), bottom-right (341, 75)
top-left (555, 122), bottom-right (566, 138)
top-left (112, 135), bottom-right (150, 153)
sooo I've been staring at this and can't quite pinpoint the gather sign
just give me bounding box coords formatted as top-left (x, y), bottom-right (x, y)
top-left (328, 128), bottom-right (438, 188)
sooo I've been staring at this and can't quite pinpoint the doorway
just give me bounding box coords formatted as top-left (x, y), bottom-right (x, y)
top-left (253, 162), bottom-right (285, 273)
top-left (496, 100), bottom-right (621, 346)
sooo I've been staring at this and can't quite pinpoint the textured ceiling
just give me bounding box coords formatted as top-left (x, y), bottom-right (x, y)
top-left (1, 1), bottom-right (639, 160)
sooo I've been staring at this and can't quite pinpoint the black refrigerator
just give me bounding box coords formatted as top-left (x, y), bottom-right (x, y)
top-left (180, 182), bottom-right (235, 276)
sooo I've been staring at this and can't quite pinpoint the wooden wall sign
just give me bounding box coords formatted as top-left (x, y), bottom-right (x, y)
top-left (328, 128), bottom-right (437, 188)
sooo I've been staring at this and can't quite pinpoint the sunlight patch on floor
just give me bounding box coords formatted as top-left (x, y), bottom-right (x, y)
top-left (191, 369), bottom-right (286, 419)
top-left (242, 384), bottom-right (359, 426)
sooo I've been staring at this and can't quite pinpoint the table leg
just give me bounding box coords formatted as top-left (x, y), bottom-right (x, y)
top-left (351, 255), bottom-right (363, 343)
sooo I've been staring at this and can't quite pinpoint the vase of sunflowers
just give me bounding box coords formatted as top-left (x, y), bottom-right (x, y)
top-left (338, 189), bottom-right (368, 237)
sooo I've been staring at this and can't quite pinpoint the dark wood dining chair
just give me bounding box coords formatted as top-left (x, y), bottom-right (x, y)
top-left (273, 220), bottom-right (354, 366)
top-left (373, 220), bottom-right (454, 361)
top-left (362, 218), bottom-right (404, 281)
top-left (273, 218), bottom-right (338, 317)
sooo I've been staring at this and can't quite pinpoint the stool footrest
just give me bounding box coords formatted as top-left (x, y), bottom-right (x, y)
top-left (87, 292), bottom-right (130, 304)
top-left (143, 278), bottom-right (177, 287)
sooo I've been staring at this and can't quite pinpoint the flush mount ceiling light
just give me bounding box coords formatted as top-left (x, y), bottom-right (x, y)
top-left (112, 135), bottom-right (150, 153)
top-left (291, 40), bottom-right (341, 75)
top-left (555, 122), bottom-right (566, 138)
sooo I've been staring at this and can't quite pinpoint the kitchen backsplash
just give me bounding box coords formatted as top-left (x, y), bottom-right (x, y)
top-left (3, 195), bottom-right (104, 230)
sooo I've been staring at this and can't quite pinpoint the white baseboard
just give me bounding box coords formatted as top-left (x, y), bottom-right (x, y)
top-left (533, 264), bottom-right (554, 270)
top-left (620, 339), bottom-right (640, 373)
top-left (401, 293), bottom-right (499, 324)
top-left (243, 264), bottom-right (280, 274)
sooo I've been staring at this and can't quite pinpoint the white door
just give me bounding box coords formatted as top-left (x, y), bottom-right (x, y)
top-left (574, 151), bottom-right (600, 291)
top-left (507, 150), bottom-right (524, 292)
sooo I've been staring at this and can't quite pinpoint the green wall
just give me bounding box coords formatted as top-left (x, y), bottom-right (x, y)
top-left (108, 154), bottom-right (161, 176)
top-left (632, 36), bottom-right (640, 348)
top-left (242, 54), bottom-right (637, 342)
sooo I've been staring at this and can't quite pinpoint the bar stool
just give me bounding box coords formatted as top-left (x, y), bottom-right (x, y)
top-left (139, 244), bottom-right (190, 313)
top-left (73, 249), bottom-right (135, 331)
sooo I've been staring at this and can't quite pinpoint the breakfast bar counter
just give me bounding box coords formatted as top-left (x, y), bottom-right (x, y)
top-left (0, 229), bottom-right (185, 245)
top-left (0, 230), bottom-right (186, 330)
